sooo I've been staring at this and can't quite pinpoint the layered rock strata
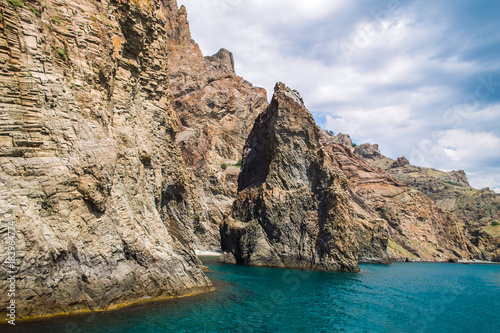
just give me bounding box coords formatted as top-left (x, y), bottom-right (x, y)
top-left (220, 83), bottom-right (360, 272)
top-left (220, 82), bottom-right (480, 269)
top-left (167, 31), bottom-right (268, 251)
top-left (325, 133), bottom-right (478, 262)
top-left (0, 0), bottom-right (213, 319)
top-left (353, 143), bottom-right (500, 261)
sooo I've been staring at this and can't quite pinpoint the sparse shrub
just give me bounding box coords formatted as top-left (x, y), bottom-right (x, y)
top-left (235, 158), bottom-right (242, 167)
top-left (6, 0), bottom-right (24, 8)
top-left (221, 162), bottom-right (228, 170)
top-left (492, 221), bottom-right (500, 226)
top-left (28, 5), bottom-right (39, 16)
top-left (0, 13), bottom-right (3, 22)
top-left (71, 82), bottom-right (76, 89)
top-left (51, 17), bottom-right (60, 24)
top-left (351, 143), bottom-right (357, 148)
top-left (57, 48), bottom-right (67, 59)
top-left (444, 180), bottom-right (463, 187)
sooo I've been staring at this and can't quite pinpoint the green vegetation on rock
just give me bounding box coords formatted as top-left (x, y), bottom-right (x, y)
top-left (444, 180), bottom-right (464, 187)
top-left (28, 4), bottom-right (40, 16)
top-left (57, 48), bottom-right (67, 59)
top-left (7, 0), bottom-right (24, 8)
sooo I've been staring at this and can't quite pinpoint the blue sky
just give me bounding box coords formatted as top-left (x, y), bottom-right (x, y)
top-left (178, 0), bottom-right (500, 192)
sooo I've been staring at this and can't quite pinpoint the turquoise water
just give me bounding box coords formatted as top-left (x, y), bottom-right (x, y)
top-left (6, 259), bottom-right (500, 333)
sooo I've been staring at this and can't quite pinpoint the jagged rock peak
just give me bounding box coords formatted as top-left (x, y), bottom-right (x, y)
top-left (448, 170), bottom-right (470, 186)
top-left (354, 142), bottom-right (382, 159)
top-left (220, 83), bottom-right (360, 272)
top-left (274, 82), bottom-right (305, 106)
top-left (391, 156), bottom-right (410, 168)
top-left (238, 82), bottom-right (320, 192)
top-left (334, 133), bottom-right (354, 151)
top-left (205, 48), bottom-right (236, 75)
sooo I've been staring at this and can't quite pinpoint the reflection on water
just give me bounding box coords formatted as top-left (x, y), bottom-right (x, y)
top-left (4, 258), bottom-right (500, 333)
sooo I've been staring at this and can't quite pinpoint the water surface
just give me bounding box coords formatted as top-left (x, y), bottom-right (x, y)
top-left (5, 258), bottom-right (500, 332)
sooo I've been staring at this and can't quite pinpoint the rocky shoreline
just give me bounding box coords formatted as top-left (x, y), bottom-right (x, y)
top-left (0, 0), bottom-right (498, 322)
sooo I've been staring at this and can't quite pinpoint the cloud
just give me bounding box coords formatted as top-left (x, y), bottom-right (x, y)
top-left (178, 0), bottom-right (500, 192)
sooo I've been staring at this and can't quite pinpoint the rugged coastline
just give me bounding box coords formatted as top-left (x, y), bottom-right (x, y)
top-left (0, 0), bottom-right (498, 323)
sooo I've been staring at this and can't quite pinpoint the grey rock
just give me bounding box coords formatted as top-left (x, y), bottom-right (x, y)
top-left (220, 83), bottom-right (360, 272)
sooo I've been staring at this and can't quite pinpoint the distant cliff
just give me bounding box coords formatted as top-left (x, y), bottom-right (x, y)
top-left (324, 133), bottom-right (478, 262)
top-left (352, 142), bottom-right (500, 261)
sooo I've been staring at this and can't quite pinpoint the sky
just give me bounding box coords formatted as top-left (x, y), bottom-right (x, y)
top-left (178, 0), bottom-right (500, 193)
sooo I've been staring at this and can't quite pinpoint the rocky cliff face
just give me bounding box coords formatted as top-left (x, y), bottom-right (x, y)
top-left (324, 133), bottom-right (477, 262)
top-left (219, 83), bottom-right (480, 269)
top-left (166, 30), bottom-right (268, 251)
top-left (220, 83), bottom-right (360, 272)
top-left (0, 0), bottom-right (215, 319)
top-left (0, 0), bottom-right (494, 322)
top-left (354, 144), bottom-right (500, 261)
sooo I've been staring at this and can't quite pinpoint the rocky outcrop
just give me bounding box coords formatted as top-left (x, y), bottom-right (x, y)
top-left (220, 83), bottom-right (360, 272)
top-left (0, 0), bottom-right (213, 320)
top-left (322, 133), bottom-right (477, 262)
top-left (166, 18), bottom-right (268, 251)
top-left (219, 82), bottom-right (480, 269)
top-left (351, 139), bottom-right (499, 261)
top-left (390, 156), bottom-right (409, 169)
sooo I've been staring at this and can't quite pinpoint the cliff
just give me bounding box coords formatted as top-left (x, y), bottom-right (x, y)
top-left (324, 133), bottom-right (477, 262)
top-left (168, 38), bottom-right (268, 251)
top-left (0, 0), bottom-right (218, 319)
top-left (219, 83), bottom-right (478, 268)
top-left (220, 83), bottom-right (361, 272)
top-left (353, 143), bottom-right (500, 261)
top-left (0, 0), bottom-right (495, 322)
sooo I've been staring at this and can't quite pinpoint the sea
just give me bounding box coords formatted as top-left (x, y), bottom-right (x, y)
top-left (5, 257), bottom-right (500, 333)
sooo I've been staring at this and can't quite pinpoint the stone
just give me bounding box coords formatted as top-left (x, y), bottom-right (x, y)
top-left (220, 83), bottom-right (360, 272)
top-left (0, 0), bottom-right (214, 320)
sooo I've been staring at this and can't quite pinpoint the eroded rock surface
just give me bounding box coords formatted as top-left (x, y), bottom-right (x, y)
top-left (353, 142), bottom-right (500, 261)
top-left (323, 133), bottom-right (477, 262)
top-left (0, 0), bottom-right (213, 319)
top-left (220, 83), bottom-right (360, 272)
top-left (168, 38), bottom-right (268, 251)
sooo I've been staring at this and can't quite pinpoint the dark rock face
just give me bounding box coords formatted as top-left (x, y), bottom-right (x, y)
top-left (220, 83), bottom-right (360, 272)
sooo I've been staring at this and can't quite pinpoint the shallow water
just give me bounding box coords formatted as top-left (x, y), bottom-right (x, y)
top-left (5, 258), bottom-right (500, 332)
